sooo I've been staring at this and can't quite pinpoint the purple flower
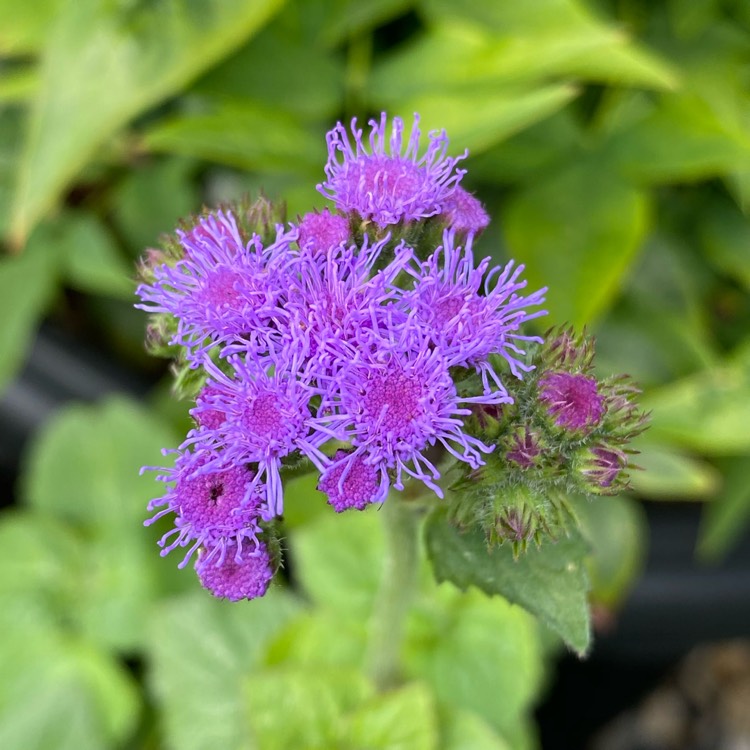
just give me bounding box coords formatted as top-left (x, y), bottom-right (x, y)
top-left (297, 208), bottom-right (350, 253)
top-left (506, 429), bottom-right (541, 469)
top-left (316, 324), bottom-right (504, 498)
top-left (441, 185), bottom-right (490, 234)
top-left (402, 229), bottom-right (547, 391)
top-left (318, 449), bottom-right (388, 512)
top-left (186, 353), bottom-right (329, 520)
top-left (539, 371), bottom-right (604, 433)
top-left (582, 445), bottom-right (627, 493)
top-left (317, 113), bottom-right (467, 226)
top-left (135, 211), bottom-right (296, 360)
top-left (145, 451), bottom-right (263, 568)
top-left (196, 542), bottom-right (274, 601)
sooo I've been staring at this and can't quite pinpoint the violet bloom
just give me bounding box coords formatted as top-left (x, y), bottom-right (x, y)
top-left (441, 185), bottom-right (490, 234)
top-left (318, 449), bottom-right (387, 512)
top-left (145, 451), bottom-right (263, 568)
top-left (135, 211), bottom-right (295, 360)
top-left (315, 322), bottom-right (506, 498)
top-left (196, 542), bottom-right (274, 601)
top-left (297, 208), bottom-right (350, 253)
top-left (317, 112), bottom-right (467, 226)
top-left (403, 229), bottom-right (547, 392)
top-left (186, 353), bottom-right (330, 520)
top-left (539, 371), bottom-right (604, 433)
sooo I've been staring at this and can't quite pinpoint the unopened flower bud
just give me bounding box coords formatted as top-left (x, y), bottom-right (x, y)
top-left (539, 371), bottom-right (604, 434)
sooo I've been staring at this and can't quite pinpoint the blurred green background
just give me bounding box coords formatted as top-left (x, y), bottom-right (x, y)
top-left (1, 1), bottom-right (749, 748)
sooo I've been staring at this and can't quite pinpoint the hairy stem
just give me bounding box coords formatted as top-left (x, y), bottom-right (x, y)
top-left (366, 496), bottom-right (420, 690)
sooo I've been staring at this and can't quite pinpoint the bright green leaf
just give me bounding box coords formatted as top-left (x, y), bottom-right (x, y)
top-left (150, 590), bottom-right (301, 750)
top-left (11, 0), bottom-right (284, 243)
top-left (644, 360), bottom-right (750, 453)
top-left (0, 67), bottom-right (39, 104)
top-left (503, 160), bottom-right (650, 327)
top-left (630, 440), bottom-right (721, 500)
top-left (345, 682), bottom-right (438, 750)
top-left (698, 457), bottom-right (750, 560)
top-left (424, 510), bottom-right (591, 655)
top-left (441, 709), bottom-right (512, 750)
top-left (0, 0), bottom-right (60, 55)
top-left (407, 586), bottom-right (542, 738)
top-left (143, 100), bottom-right (324, 173)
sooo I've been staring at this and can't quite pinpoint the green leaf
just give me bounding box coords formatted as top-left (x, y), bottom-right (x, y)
top-left (629, 440), bottom-right (721, 500)
top-left (321, 0), bottom-right (414, 47)
top-left (11, 0), bottom-right (283, 243)
top-left (150, 590), bottom-right (301, 750)
top-left (292, 505), bottom-right (384, 617)
top-left (406, 586), bottom-right (542, 739)
top-left (503, 160), bottom-right (650, 327)
top-left (382, 85), bottom-right (578, 156)
top-left (344, 682), bottom-right (438, 750)
top-left (424, 510), bottom-right (591, 655)
top-left (698, 457), bottom-right (750, 560)
top-left (244, 667), bottom-right (373, 750)
top-left (0, 625), bottom-right (139, 750)
top-left (644, 360), bottom-right (750, 454)
top-left (0, 240), bottom-right (58, 393)
top-left (441, 709), bottom-right (512, 750)
top-left (0, 0), bottom-right (60, 54)
top-left (569, 495), bottom-right (646, 609)
top-left (112, 157), bottom-right (198, 257)
top-left (700, 195), bottom-right (750, 291)
top-left (143, 99), bottom-right (324, 173)
top-left (0, 66), bottom-right (39, 104)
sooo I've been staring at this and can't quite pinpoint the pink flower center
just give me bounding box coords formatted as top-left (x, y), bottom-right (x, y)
top-left (364, 369), bottom-right (425, 437)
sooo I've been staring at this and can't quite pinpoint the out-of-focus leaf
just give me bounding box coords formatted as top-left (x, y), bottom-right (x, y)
top-left (375, 8), bottom-right (675, 96)
top-left (0, 625), bottom-right (139, 750)
top-left (143, 100), bottom-right (323, 173)
top-left (345, 682), bottom-right (438, 750)
top-left (701, 196), bottom-right (750, 291)
top-left (196, 19), bottom-right (344, 120)
top-left (385, 85), bottom-right (578, 156)
top-left (21, 398), bottom-right (179, 650)
top-left (112, 157), bottom-right (198, 257)
top-left (503, 160), bottom-right (650, 327)
top-left (282, 471), bottom-right (329, 529)
top-left (11, 0), bottom-right (283, 244)
top-left (630, 440), bottom-right (721, 500)
top-left (644, 360), bottom-right (750, 453)
top-left (0, 67), bottom-right (39, 104)
top-left (0, 239), bottom-right (58, 393)
top-left (407, 585), bottom-right (542, 739)
top-left (321, 0), bottom-right (413, 47)
top-left (149, 590), bottom-right (301, 750)
top-left (698, 457), bottom-right (750, 560)
top-left (441, 709), bottom-right (512, 750)
top-left (425, 509), bottom-right (591, 655)
top-left (0, 0), bottom-right (60, 54)
top-left (293, 505), bottom-right (384, 616)
top-left (570, 495), bottom-right (646, 609)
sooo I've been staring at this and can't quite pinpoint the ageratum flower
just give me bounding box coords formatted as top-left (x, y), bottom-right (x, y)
top-left (318, 112), bottom-right (467, 226)
top-left (402, 229), bottom-right (547, 392)
top-left (297, 208), bottom-right (351, 253)
top-left (318, 449), bottom-right (387, 512)
top-left (315, 321), bottom-right (507, 498)
top-left (196, 542), bottom-right (274, 601)
top-left (441, 185), bottom-right (490, 235)
top-left (186, 353), bottom-right (330, 520)
top-left (145, 451), bottom-right (264, 568)
top-left (538, 371), bottom-right (604, 433)
top-left (135, 210), bottom-right (296, 360)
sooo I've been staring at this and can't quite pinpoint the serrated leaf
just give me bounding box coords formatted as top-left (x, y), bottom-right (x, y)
top-left (406, 586), bottom-right (542, 738)
top-left (345, 682), bottom-right (438, 750)
top-left (698, 457), bottom-right (750, 560)
top-left (503, 160), bottom-right (650, 327)
top-left (11, 0), bottom-right (283, 243)
top-left (149, 590), bottom-right (301, 750)
top-left (143, 99), bottom-right (324, 173)
top-left (424, 510), bottom-right (591, 655)
top-left (644, 360), bottom-right (750, 454)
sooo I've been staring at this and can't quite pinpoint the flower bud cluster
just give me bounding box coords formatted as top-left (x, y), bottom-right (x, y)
top-left (449, 328), bottom-right (649, 553)
top-left (136, 113), bottom-right (546, 600)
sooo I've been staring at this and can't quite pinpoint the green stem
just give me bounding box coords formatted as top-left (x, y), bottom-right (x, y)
top-left (366, 496), bottom-right (420, 690)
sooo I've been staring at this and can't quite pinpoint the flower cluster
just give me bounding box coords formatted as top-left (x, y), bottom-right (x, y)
top-left (137, 113), bottom-right (647, 600)
top-left (136, 113), bottom-right (546, 600)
